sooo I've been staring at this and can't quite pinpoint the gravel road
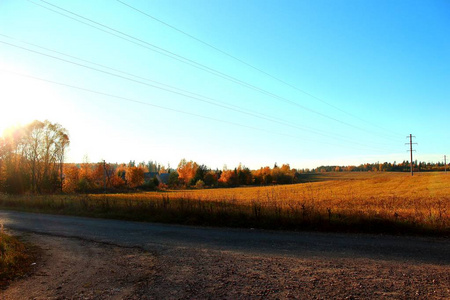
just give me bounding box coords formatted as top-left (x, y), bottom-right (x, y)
top-left (1, 210), bottom-right (449, 299)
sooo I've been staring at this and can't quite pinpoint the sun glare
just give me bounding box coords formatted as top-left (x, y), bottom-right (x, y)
top-left (0, 66), bottom-right (62, 135)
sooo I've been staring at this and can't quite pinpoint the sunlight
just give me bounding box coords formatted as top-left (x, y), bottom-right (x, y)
top-left (0, 64), bottom-right (62, 135)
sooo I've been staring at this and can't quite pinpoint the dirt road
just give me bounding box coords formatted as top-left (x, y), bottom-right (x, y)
top-left (1, 210), bottom-right (449, 299)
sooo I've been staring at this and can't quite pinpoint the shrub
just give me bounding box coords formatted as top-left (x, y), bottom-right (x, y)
top-left (195, 180), bottom-right (205, 189)
top-left (140, 180), bottom-right (156, 191)
top-left (0, 230), bottom-right (32, 288)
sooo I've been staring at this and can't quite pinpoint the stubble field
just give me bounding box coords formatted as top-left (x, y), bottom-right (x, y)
top-left (1, 172), bottom-right (449, 235)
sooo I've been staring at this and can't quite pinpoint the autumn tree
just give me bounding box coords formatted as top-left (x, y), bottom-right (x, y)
top-left (104, 163), bottom-right (122, 189)
top-left (272, 164), bottom-right (294, 184)
top-left (90, 161), bottom-right (119, 191)
top-left (0, 130), bottom-right (28, 193)
top-left (62, 164), bottom-right (80, 193)
top-left (218, 169), bottom-right (237, 187)
top-left (177, 159), bottom-right (198, 186)
top-left (91, 163), bottom-right (106, 190)
top-left (252, 166), bottom-right (272, 185)
top-left (125, 166), bottom-right (145, 188)
top-left (21, 121), bottom-right (69, 192)
top-left (110, 172), bottom-right (126, 189)
top-left (0, 120), bottom-right (69, 194)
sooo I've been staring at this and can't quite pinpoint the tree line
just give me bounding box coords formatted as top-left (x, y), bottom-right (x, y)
top-left (1, 120), bottom-right (448, 194)
top-left (58, 159), bottom-right (300, 193)
top-left (309, 161), bottom-right (448, 173)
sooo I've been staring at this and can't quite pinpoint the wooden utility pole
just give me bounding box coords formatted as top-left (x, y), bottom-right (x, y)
top-left (406, 134), bottom-right (417, 176)
top-left (445, 155), bottom-right (447, 174)
top-left (103, 160), bottom-right (107, 193)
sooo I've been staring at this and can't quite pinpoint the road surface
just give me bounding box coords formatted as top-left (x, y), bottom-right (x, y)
top-left (0, 210), bottom-right (449, 299)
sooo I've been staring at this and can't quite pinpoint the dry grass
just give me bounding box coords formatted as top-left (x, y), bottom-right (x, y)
top-left (1, 172), bottom-right (449, 235)
top-left (0, 229), bottom-right (33, 289)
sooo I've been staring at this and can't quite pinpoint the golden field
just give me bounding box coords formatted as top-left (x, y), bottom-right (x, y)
top-left (1, 172), bottom-right (449, 235)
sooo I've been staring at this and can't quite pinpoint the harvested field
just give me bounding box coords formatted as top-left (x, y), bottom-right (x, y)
top-left (1, 172), bottom-right (449, 235)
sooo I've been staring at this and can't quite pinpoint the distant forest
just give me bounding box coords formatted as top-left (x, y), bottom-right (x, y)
top-left (0, 120), bottom-right (448, 194)
top-left (311, 161), bottom-right (447, 173)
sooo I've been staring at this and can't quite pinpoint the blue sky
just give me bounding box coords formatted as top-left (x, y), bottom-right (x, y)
top-left (0, 0), bottom-right (449, 169)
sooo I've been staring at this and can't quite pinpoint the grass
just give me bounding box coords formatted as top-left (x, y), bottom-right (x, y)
top-left (0, 172), bottom-right (449, 236)
top-left (0, 228), bottom-right (34, 289)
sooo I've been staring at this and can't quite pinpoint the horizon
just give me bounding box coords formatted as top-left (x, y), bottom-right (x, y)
top-left (43, 149), bottom-right (449, 172)
top-left (1, 0), bottom-right (449, 170)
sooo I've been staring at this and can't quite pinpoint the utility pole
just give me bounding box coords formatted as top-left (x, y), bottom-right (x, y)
top-left (445, 155), bottom-right (447, 174)
top-left (405, 134), bottom-right (417, 176)
top-left (103, 160), bottom-right (107, 193)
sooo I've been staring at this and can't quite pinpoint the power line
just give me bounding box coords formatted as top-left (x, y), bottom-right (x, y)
top-left (0, 37), bottom-right (399, 151)
top-left (117, 0), bottom-right (404, 139)
top-left (0, 33), bottom-right (332, 140)
top-left (0, 68), bottom-right (396, 153)
top-left (28, 0), bottom-right (401, 143)
top-left (0, 39), bottom-right (337, 143)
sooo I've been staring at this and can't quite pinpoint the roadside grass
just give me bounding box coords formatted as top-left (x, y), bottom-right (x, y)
top-left (0, 229), bottom-right (35, 289)
top-left (0, 172), bottom-right (448, 236)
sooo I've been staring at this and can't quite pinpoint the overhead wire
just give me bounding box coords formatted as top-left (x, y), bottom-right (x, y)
top-left (116, 0), bottom-right (404, 138)
top-left (0, 68), bottom-right (397, 154)
top-left (0, 36), bottom-right (399, 151)
top-left (28, 0), bottom-right (402, 143)
top-left (0, 34), bottom-right (399, 149)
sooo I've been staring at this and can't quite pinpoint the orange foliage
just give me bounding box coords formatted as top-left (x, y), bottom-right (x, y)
top-left (177, 159), bottom-right (198, 185)
top-left (62, 165), bottom-right (79, 193)
top-left (79, 162), bottom-right (92, 182)
top-left (91, 163), bottom-right (105, 188)
top-left (125, 166), bottom-right (145, 188)
top-left (218, 169), bottom-right (236, 186)
top-left (110, 175), bottom-right (125, 188)
top-left (252, 166), bottom-right (272, 184)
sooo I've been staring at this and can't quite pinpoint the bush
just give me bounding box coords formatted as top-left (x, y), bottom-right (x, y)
top-left (140, 180), bottom-right (156, 191)
top-left (195, 180), bottom-right (205, 189)
top-left (0, 231), bottom-right (32, 288)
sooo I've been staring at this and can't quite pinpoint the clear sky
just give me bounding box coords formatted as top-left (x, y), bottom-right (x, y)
top-left (0, 0), bottom-right (449, 169)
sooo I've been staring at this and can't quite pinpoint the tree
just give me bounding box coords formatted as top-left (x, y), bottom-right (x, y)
top-left (190, 164), bottom-right (208, 186)
top-left (77, 156), bottom-right (94, 193)
top-left (177, 159), bottom-right (198, 186)
top-left (110, 174), bottom-right (126, 189)
top-left (62, 164), bottom-right (80, 193)
top-left (168, 171), bottom-right (179, 188)
top-left (236, 164), bottom-right (252, 185)
top-left (252, 166), bottom-right (272, 185)
top-left (218, 169), bottom-right (237, 187)
top-left (203, 171), bottom-right (218, 187)
top-left (272, 164), bottom-right (294, 184)
top-left (23, 120), bottom-right (70, 193)
top-left (125, 166), bottom-right (145, 188)
top-left (0, 120), bottom-right (69, 194)
top-left (0, 130), bottom-right (27, 193)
